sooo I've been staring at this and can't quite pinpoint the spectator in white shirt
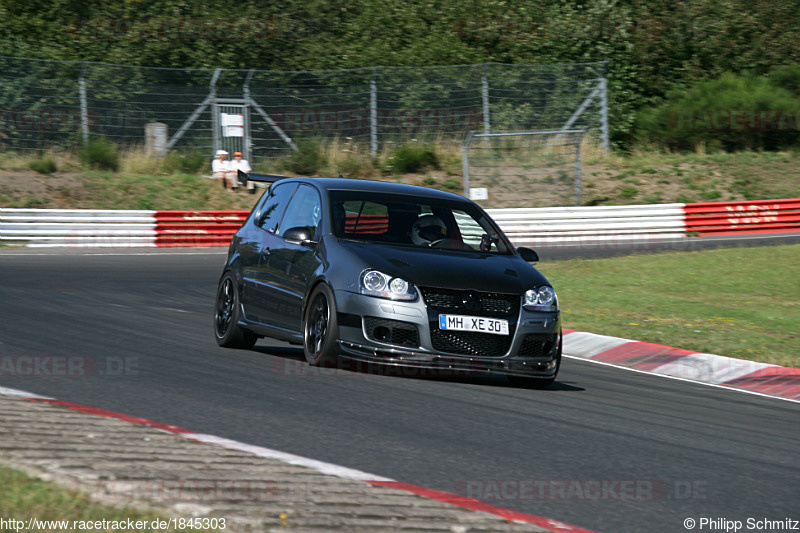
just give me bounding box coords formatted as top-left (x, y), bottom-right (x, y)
top-left (212, 150), bottom-right (232, 189)
top-left (229, 151), bottom-right (253, 193)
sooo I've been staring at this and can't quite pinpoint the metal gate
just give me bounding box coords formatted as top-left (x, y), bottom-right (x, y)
top-left (213, 99), bottom-right (250, 160)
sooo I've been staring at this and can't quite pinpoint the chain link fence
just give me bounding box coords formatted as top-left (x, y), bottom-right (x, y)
top-left (0, 55), bottom-right (608, 164)
top-left (463, 129), bottom-right (589, 207)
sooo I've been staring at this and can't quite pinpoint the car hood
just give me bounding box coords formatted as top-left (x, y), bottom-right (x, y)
top-left (336, 239), bottom-right (550, 293)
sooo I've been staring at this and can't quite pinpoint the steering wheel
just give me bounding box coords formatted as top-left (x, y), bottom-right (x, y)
top-left (426, 238), bottom-right (449, 248)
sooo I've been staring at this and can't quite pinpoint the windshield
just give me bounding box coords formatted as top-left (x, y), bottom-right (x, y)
top-left (328, 191), bottom-right (512, 254)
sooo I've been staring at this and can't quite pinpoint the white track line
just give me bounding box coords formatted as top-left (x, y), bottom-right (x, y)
top-left (563, 355), bottom-right (800, 404)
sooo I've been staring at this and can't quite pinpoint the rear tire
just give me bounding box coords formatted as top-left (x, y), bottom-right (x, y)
top-left (214, 272), bottom-right (258, 349)
top-left (303, 284), bottom-right (339, 367)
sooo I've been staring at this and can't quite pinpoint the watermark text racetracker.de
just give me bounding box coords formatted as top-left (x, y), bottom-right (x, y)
top-left (682, 517), bottom-right (799, 531)
top-left (455, 478), bottom-right (708, 501)
top-left (0, 356), bottom-right (138, 377)
top-left (666, 110), bottom-right (799, 131)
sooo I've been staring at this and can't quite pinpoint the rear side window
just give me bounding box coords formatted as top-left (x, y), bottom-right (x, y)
top-left (255, 182), bottom-right (297, 232)
top-left (278, 184), bottom-right (322, 239)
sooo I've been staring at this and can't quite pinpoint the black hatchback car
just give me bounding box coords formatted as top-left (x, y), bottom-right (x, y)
top-left (214, 177), bottom-right (562, 388)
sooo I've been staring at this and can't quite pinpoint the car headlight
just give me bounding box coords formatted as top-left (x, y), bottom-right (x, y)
top-left (360, 270), bottom-right (417, 301)
top-left (524, 286), bottom-right (558, 312)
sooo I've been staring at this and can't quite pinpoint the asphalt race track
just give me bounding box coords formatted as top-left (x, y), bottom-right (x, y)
top-left (0, 249), bottom-right (798, 533)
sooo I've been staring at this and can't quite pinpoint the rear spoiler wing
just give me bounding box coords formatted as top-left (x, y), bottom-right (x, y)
top-left (237, 170), bottom-right (290, 188)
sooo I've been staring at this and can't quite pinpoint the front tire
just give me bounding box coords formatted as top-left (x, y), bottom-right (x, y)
top-left (303, 284), bottom-right (339, 367)
top-left (214, 272), bottom-right (257, 349)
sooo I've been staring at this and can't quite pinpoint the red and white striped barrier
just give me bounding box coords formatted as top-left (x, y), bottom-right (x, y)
top-left (684, 198), bottom-right (800, 236)
top-left (154, 210), bottom-right (248, 247)
top-left (2, 199), bottom-right (799, 248)
top-left (487, 204), bottom-right (687, 248)
top-left (0, 209), bottom-right (157, 247)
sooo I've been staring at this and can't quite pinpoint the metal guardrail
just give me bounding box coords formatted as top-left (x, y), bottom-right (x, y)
top-left (0, 209), bottom-right (157, 247)
top-left (2, 200), bottom-right (799, 248)
top-left (154, 210), bottom-right (247, 247)
top-left (684, 198), bottom-right (800, 236)
top-left (486, 204), bottom-right (687, 247)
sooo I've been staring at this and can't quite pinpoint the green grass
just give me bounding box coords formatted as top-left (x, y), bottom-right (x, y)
top-left (2, 145), bottom-right (799, 209)
top-left (0, 465), bottom-right (221, 532)
top-left (72, 172), bottom-right (261, 211)
top-left (537, 245), bottom-right (800, 368)
top-left (594, 149), bottom-right (800, 204)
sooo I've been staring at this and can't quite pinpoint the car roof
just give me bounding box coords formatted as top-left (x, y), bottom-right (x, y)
top-left (287, 177), bottom-right (469, 202)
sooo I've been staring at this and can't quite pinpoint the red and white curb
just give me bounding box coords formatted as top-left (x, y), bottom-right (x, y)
top-left (562, 330), bottom-right (800, 401)
top-left (0, 385), bottom-right (596, 533)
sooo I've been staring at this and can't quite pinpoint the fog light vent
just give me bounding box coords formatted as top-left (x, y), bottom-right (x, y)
top-left (364, 317), bottom-right (420, 348)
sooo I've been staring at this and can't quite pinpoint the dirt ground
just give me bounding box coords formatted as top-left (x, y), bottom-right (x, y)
top-left (0, 170), bottom-right (84, 209)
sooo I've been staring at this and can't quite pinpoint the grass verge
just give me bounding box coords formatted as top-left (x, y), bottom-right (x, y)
top-left (0, 145), bottom-right (798, 210)
top-left (0, 464), bottom-right (221, 532)
top-left (537, 244), bottom-right (800, 368)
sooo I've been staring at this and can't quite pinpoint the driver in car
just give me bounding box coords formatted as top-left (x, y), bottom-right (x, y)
top-left (411, 214), bottom-right (448, 246)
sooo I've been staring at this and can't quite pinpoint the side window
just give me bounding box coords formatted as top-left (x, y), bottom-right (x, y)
top-left (277, 184), bottom-right (322, 239)
top-left (256, 183), bottom-right (297, 233)
top-left (454, 209), bottom-right (503, 252)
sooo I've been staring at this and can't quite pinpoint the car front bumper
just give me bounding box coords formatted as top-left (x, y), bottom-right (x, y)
top-left (333, 289), bottom-right (561, 379)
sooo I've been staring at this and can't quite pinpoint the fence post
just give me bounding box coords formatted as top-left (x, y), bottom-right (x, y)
top-left (370, 67), bottom-right (379, 158)
top-left (600, 61), bottom-right (610, 153)
top-left (211, 69), bottom-right (221, 155)
top-left (462, 130), bottom-right (476, 197)
top-left (242, 69), bottom-right (255, 161)
top-left (575, 128), bottom-right (588, 206)
top-left (482, 64), bottom-right (490, 135)
top-left (79, 62), bottom-right (89, 144)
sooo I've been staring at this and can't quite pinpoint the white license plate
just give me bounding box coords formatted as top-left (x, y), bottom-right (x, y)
top-left (438, 314), bottom-right (509, 335)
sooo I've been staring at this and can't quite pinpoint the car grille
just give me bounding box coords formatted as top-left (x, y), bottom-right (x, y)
top-left (419, 287), bottom-right (519, 318)
top-left (419, 287), bottom-right (519, 357)
top-left (518, 334), bottom-right (558, 357)
top-left (364, 317), bottom-right (420, 348)
top-left (429, 327), bottom-right (515, 357)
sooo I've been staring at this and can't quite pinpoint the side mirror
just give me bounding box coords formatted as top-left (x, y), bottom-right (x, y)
top-left (283, 227), bottom-right (316, 245)
top-left (517, 246), bottom-right (539, 264)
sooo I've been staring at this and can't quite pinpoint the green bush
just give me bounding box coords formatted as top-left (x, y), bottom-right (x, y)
top-left (162, 150), bottom-right (205, 174)
top-left (770, 66), bottom-right (800, 96)
top-left (28, 155), bottom-right (57, 174)
top-left (79, 137), bottom-right (119, 171)
top-left (388, 144), bottom-right (439, 173)
top-left (636, 72), bottom-right (800, 152)
top-left (281, 141), bottom-right (327, 176)
top-left (336, 155), bottom-right (374, 178)
top-left (177, 150), bottom-right (205, 173)
top-left (442, 178), bottom-right (460, 190)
